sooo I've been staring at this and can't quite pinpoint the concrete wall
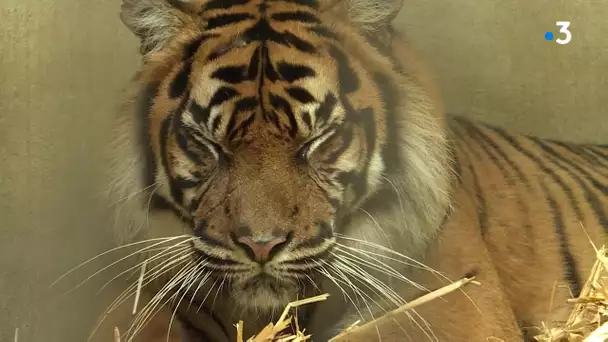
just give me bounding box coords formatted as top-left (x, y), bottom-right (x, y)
top-left (1, 0), bottom-right (606, 341)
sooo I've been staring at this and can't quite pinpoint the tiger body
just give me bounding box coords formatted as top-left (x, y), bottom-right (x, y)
top-left (106, 0), bottom-right (608, 341)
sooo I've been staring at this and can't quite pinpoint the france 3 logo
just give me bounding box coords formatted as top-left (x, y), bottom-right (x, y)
top-left (545, 21), bottom-right (572, 45)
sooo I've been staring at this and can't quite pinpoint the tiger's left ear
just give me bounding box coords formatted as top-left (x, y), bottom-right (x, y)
top-left (121, 0), bottom-right (202, 56)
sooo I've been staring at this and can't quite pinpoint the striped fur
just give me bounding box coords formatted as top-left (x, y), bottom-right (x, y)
top-left (105, 0), bottom-right (607, 341)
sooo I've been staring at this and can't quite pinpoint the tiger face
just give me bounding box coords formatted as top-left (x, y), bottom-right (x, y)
top-left (116, 0), bottom-right (408, 311)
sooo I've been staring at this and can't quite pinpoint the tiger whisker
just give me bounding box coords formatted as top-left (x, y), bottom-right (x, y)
top-left (105, 249), bottom-right (195, 315)
top-left (188, 268), bottom-right (213, 310)
top-left (126, 261), bottom-right (197, 341)
top-left (333, 234), bottom-right (441, 274)
top-left (109, 182), bottom-right (159, 207)
top-left (143, 184), bottom-right (161, 233)
top-left (97, 239), bottom-right (196, 295)
top-left (314, 261), bottom-right (366, 321)
top-left (333, 242), bottom-right (428, 272)
top-left (51, 235), bottom-right (192, 288)
top-left (87, 250), bottom-right (195, 342)
top-left (166, 259), bottom-right (209, 342)
top-left (357, 208), bottom-right (394, 249)
top-left (303, 273), bottom-right (321, 293)
top-left (196, 278), bottom-right (219, 313)
top-left (380, 175), bottom-right (407, 225)
top-left (61, 236), bottom-right (195, 296)
top-left (326, 262), bottom-right (379, 319)
top-left (331, 254), bottom-right (438, 341)
top-left (210, 274), bottom-right (228, 312)
top-left (332, 248), bottom-right (430, 293)
top-left (333, 240), bottom-right (481, 314)
top-left (331, 257), bottom-right (400, 309)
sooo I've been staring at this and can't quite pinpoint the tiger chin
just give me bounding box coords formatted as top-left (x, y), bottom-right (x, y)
top-left (104, 0), bottom-right (608, 341)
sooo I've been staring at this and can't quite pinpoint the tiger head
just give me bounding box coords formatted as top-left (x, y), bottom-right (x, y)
top-left (110, 0), bottom-right (451, 312)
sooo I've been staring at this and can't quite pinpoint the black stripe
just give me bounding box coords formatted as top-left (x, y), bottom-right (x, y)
top-left (164, 95), bottom-right (193, 205)
top-left (489, 127), bottom-right (585, 222)
top-left (308, 25), bottom-right (339, 40)
top-left (247, 46), bottom-right (261, 79)
top-left (277, 62), bottom-right (316, 82)
top-left (159, 115), bottom-right (183, 203)
top-left (315, 92), bottom-right (337, 123)
top-left (183, 35), bottom-right (212, 61)
top-left (450, 120), bottom-right (483, 161)
top-left (189, 101), bottom-right (210, 124)
top-left (271, 11), bottom-right (320, 23)
top-left (541, 181), bottom-right (582, 297)
top-left (209, 86), bottom-right (240, 106)
top-left (189, 87), bottom-right (239, 125)
top-left (137, 83), bottom-right (161, 188)
top-left (372, 72), bottom-right (401, 174)
top-left (228, 113), bottom-right (256, 140)
top-left (277, 30), bottom-right (316, 53)
top-left (324, 125), bottom-right (353, 164)
top-left (454, 128), bottom-right (507, 182)
top-left (531, 139), bottom-right (608, 231)
top-left (211, 65), bottom-right (249, 84)
top-left (286, 86), bottom-right (316, 103)
top-left (455, 118), bottom-right (530, 186)
top-left (176, 127), bottom-right (203, 163)
top-left (354, 107), bottom-right (377, 187)
top-left (531, 138), bottom-right (608, 196)
top-left (270, 94), bottom-right (298, 137)
top-left (450, 144), bottom-right (463, 184)
top-left (552, 141), bottom-right (608, 169)
top-left (468, 162), bottom-right (489, 236)
top-left (270, 0), bottom-right (318, 9)
top-left (170, 62), bottom-right (192, 99)
top-left (586, 147), bottom-right (608, 167)
top-left (328, 45), bottom-right (359, 94)
top-left (225, 97), bottom-right (259, 137)
top-left (206, 13), bottom-right (255, 30)
top-left (243, 18), bottom-right (316, 53)
top-left (262, 45), bottom-right (279, 82)
top-left (301, 111), bottom-right (312, 130)
top-left (204, 0), bottom-right (250, 11)
top-left (589, 146), bottom-right (608, 159)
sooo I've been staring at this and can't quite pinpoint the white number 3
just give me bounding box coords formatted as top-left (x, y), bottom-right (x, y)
top-left (555, 21), bottom-right (572, 45)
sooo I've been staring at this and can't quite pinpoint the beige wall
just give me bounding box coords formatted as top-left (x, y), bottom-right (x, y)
top-left (395, 0), bottom-right (608, 143)
top-left (0, 0), bottom-right (606, 341)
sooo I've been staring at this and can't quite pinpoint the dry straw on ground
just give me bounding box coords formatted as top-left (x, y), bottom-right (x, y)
top-left (236, 277), bottom-right (478, 342)
top-left (535, 246), bottom-right (608, 342)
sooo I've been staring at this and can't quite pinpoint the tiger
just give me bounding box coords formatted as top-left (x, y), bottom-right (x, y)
top-left (104, 0), bottom-right (608, 341)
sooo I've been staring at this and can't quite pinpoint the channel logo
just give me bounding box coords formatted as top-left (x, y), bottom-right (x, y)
top-left (545, 21), bottom-right (572, 45)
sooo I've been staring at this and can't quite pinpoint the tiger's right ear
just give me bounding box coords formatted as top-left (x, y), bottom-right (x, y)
top-left (121, 0), bottom-right (201, 56)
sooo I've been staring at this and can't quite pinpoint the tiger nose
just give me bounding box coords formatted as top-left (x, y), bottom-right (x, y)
top-left (235, 235), bottom-right (288, 262)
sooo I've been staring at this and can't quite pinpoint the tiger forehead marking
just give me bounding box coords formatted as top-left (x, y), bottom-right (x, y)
top-left (159, 0), bottom-right (386, 154)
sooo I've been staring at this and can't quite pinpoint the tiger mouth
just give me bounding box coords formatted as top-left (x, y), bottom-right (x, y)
top-left (240, 273), bottom-right (293, 294)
